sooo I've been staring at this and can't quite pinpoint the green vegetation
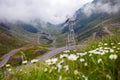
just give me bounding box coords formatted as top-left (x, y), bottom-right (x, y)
top-left (0, 26), bottom-right (25, 58)
top-left (1, 35), bottom-right (120, 80)
top-left (76, 15), bottom-right (120, 42)
top-left (55, 33), bottom-right (67, 47)
top-left (7, 46), bottom-right (48, 66)
top-left (0, 3), bottom-right (120, 79)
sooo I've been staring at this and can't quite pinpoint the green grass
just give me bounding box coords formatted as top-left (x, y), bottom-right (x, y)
top-left (0, 30), bottom-right (26, 58)
top-left (0, 15), bottom-right (120, 79)
top-left (55, 34), bottom-right (67, 47)
top-left (15, 46), bottom-right (48, 60)
top-left (0, 35), bottom-right (120, 80)
top-left (7, 46), bottom-right (48, 67)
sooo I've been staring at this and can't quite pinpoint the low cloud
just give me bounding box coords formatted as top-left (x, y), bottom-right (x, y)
top-left (0, 0), bottom-right (93, 24)
top-left (82, 0), bottom-right (120, 16)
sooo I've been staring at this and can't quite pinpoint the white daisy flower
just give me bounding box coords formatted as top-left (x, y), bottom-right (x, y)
top-left (77, 52), bottom-right (87, 56)
top-left (51, 66), bottom-right (57, 70)
top-left (20, 69), bottom-right (23, 72)
top-left (68, 54), bottom-right (79, 61)
top-left (74, 70), bottom-right (79, 75)
top-left (104, 47), bottom-right (110, 50)
top-left (104, 50), bottom-right (109, 53)
top-left (110, 49), bottom-right (114, 53)
top-left (98, 59), bottom-right (102, 63)
top-left (44, 68), bottom-right (48, 72)
top-left (111, 43), bottom-right (114, 45)
top-left (63, 65), bottom-right (69, 71)
top-left (8, 68), bottom-right (12, 72)
top-left (109, 54), bottom-right (118, 60)
top-left (106, 75), bottom-right (111, 79)
top-left (60, 54), bottom-right (68, 59)
top-left (57, 63), bottom-right (62, 72)
top-left (45, 58), bottom-right (58, 65)
top-left (84, 62), bottom-right (88, 66)
top-left (89, 54), bottom-right (92, 56)
top-left (100, 52), bottom-right (106, 55)
top-left (31, 59), bottom-right (39, 63)
top-left (80, 58), bottom-right (85, 62)
top-left (82, 74), bottom-right (88, 80)
top-left (117, 48), bottom-right (120, 50)
top-left (118, 42), bottom-right (120, 44)
top-left (104, 43), bottom-right (108, 46)
top-left (112, 46), bottom-right (116, 49)
top-left (59, 76), bottom-right (62, 80)
top-left (22, 60), bottom-right (28, 64)
top-left (6, 64), bottom-right (11, 68)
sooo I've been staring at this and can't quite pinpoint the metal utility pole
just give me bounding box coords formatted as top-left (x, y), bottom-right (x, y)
top-left (65, 18), bottom-right (76, 50)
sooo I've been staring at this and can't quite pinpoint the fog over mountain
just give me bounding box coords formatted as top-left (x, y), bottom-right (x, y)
top-left (0, 0), bottom-right (93, 24)
top-left (82, 0), bottom-right (120, 16)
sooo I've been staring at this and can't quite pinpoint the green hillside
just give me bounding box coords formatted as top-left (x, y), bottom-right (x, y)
top-left (77, 15), bottom-right (120, 42)
top-left (0, 25), bottom-right (25, 58)
top-left (0, 0), bottom-right (120, 79)
top-left (1, 35), bottom-right (120, 80)
top-left (61, 0), bottom-right (120, 44)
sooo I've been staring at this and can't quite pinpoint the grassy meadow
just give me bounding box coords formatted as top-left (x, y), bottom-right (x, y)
top-left (0, 36), bottom-right (120, 80)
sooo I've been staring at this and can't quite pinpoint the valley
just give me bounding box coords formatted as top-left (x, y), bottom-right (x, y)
top-left (0, 0), bottom-right (120, 80)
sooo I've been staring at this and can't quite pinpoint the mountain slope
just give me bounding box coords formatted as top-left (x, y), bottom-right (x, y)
top-left (62, 0), bottom-right (120, 44)
top-left (0, 24), bottom-right (25, 57)
top-left (0, 20), bottom-right (62, 58)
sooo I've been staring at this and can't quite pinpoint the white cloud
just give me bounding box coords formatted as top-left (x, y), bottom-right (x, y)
top-left (82, 0), bottom-right (120, 17)
top-left (0, 0), bottom-right (93, 24)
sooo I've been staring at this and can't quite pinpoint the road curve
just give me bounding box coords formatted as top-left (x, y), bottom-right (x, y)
top-left (0, 49), bottom-right (20, 68)
top-left (37, 45), bottom-right (80, 61)
top-left (16, 45), bottom-right (83, 69)
top-left (0, 45), bottom-right (85, 68)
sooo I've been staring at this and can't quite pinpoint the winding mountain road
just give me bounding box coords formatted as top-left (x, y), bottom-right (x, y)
top-left (37, 45), bottom-right (81, 61)
top-left (0, 45), bottom-right (85, 68)
top-left (0, 49), bottom-right (20, 68)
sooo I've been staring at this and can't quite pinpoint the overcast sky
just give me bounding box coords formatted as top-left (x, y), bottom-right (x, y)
top-left (0, 0), bottom-right (93, 24)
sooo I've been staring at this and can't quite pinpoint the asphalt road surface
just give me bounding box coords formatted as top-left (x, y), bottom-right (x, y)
top-left (0, 49), bottom-right (20, 68)
top-left (0, 45), bottom-right (84, 68)
top-left (37, 45), bottom-right (80, 61)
